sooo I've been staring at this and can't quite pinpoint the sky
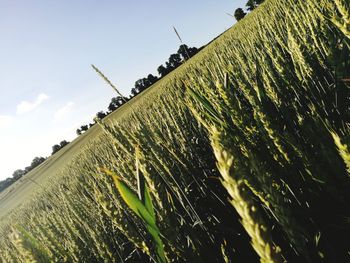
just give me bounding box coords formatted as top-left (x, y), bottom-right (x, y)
top-left (0, 0), bottom-right (245, 181)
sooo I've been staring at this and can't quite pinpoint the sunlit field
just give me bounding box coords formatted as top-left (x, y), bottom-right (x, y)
top-left (1, 0), bottom-right (349, 262)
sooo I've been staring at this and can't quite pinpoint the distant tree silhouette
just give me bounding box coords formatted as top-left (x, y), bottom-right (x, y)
top-left (0, 178), bottom-right (14, 192)
top-left (108, 97), bottom-right (120, 111)
top-left (24, 165), bottom-right (32, 174)
top-left (177, 44), bottom-right (190, 60)
top-left (52, 144), bottom-right (61, 155)
top-left (108, 96), bottom-right (129, 111)
top-left (147, 74), bottom-right (158, 85)
top-left (31, 157), bottom-right (46, 169)
top-left (133, 73), bottom-right (159, 95)
top-left (77, 123), bottom-right (94, 135)
top-left (0, 156), bottom-right (47, 192)
top-left (52, 140), bottom-right (70, 155)
top-left (246, 0), bottom-right (264, 11)
top-left (96, 111), bottom-right (107, 120)
top-left (166, 53), bottom-right (182, 70)
top-left (134, 78), bottom-right (147, 93)
top-left (59, 140), bottom-right (69, 148)
top-left (12, 169), bottom-right (25, 180)
top-left (246, 0), bottom-right (257, 11)
top-left (157, 64), bottom-right (169, 77)
top-left (156, 45), bottom-right (198, 78)
top-left (80, 125), bottom-right (89, 132)
top-left (177, 44), bottom-right (198, 61)
top-left (234, 8), bottom-right (247, 21)
top-left (131, 87), bottom-right (138, 96)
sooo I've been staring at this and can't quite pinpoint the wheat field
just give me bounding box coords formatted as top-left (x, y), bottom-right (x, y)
top-left (0, 0), bottom-right (349, 262)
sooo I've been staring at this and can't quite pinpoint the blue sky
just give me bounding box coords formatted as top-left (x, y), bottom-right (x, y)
top-left (0, 0), bottom-right (245, 180)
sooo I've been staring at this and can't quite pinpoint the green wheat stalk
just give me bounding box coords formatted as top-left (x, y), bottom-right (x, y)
top-left (91, 64), bottom-right (127, 103)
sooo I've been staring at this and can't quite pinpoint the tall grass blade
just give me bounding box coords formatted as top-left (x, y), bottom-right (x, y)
top-left (187, 86), bottom-right (224, 126)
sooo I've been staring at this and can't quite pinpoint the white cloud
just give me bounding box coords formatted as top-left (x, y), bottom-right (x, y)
top-left (54, 102), bottom-right (74, 120)
top-left (16, 93), bottom-right (49, 115)
top-left (0, 115), bottom-right (13, 128)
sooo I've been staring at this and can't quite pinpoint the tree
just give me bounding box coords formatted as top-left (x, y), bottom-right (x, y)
top-left (0, 177), bottom-right (14, 193)
top-left (246, 0), bottom-right (264, 11)
top-left (246, 0), bottom-right (257, 11)
top-left (177, 44), bottom-right (190, 60)
top-left (175, 44), bottom-right (199, 62)
top-left (135, 76), bottom-right (157, 93)
top-left (59, 140), bottom-right (69, 148)
top-left (2, 157), bottom-right (46, 192)
top-left (96, 111), bottom-right (107, 120)
top-left (146, 74), bottom-right (158, 86)
top-left (134, 78), bottom-right (147, 93)
top-left (12, 169), bottom-right (25, 180)
top-left (234, 8), bottom-right (246, 21)
top-left (108, 97), bottom-right (120, 111)
top-left (24, 165), bottom-right (32, 173)
top-left (131, 87), bottom-right (138, 96)
top-left (108, 96), bottom-right (129, 112)
top-left (157, 64), bottom-right (168, 77)
top-left (31, 157), bottom-right (46, 169)
top-left (52, 144), bottom-right (61, 155)
top-left (184, 45), bottom-right (198, 58)
top-left (80, 125), bottom-right (89, 132)
top-left (166, 53), bottom-right (182, 70)
top-left (76, 128), bottom-right (82, 135)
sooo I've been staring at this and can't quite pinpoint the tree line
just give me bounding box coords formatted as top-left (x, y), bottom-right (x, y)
top-left (0, 140), bottom-right (70, 192)
top-left (234, 0), bottom-right (265, 21)
top-left (0, 44), bottom-right (199, 193)
top-left (76, 44), bottom-right (200, 135)
top-left (0, 0), bottom-right (259, 193)
top-left (0, 157), bottom-right (46, 192)
top-left (1, 2), bottom-right (255, 193)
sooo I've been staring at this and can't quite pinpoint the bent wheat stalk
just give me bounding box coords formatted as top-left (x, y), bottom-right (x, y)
top-left (211, 128), bottom-right (282, 263)
top-left (99, 152), bottom-right (166, 263)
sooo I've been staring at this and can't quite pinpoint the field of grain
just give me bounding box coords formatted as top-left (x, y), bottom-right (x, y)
top-left (0, 80), bottom-right (157, 220)
top-left (1, 0), bottom-right (349, 262)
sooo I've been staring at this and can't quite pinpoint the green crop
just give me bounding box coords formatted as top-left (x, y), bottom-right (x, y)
top-left (0, 0), bottom-right (349, 262)
top-left (100, 165), bottom-right (166, 263)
